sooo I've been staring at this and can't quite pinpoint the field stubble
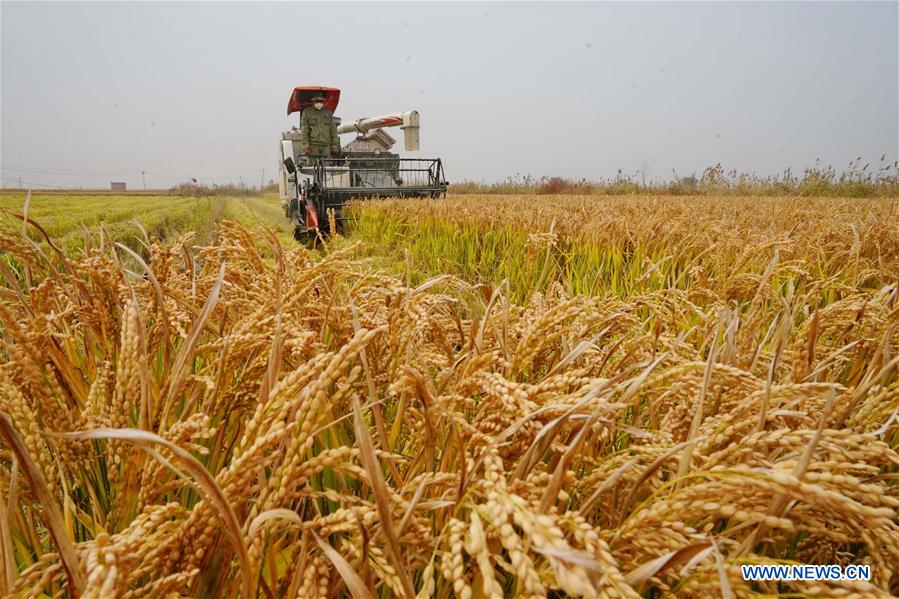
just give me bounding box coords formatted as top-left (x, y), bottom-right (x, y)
top-left (0, 193), bottom-right (897, 598)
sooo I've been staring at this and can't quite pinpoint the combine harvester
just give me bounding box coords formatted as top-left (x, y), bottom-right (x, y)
top-left (278, 86), bottom-right (448, 240)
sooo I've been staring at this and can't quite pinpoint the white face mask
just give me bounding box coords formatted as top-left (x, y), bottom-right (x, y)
top-left (314, 102), bottom-right (324, 110)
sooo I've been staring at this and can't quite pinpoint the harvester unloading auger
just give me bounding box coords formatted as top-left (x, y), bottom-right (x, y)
top-left (278, 86), bottom-right (448, 240)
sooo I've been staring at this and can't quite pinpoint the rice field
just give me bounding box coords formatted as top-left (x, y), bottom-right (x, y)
top-left (0, 192), bottom-right (897, 598)
top-left (0, 193), bottom-right (295, 252)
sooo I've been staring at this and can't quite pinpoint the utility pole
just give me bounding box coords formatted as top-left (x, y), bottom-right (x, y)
top-left (141, 171), bottom-right (147, 190)
top-left (260, 167), bottom-right (265, 192)
top-left (17, 177), bottom-right (23, 189)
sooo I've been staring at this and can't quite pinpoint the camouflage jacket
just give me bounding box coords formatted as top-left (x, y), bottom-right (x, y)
top-left (300, 107), bottom-right (339, 147)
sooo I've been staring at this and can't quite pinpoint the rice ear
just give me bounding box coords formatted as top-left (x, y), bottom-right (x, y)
top-left (248, 508), bottom-right (302, 541)
top-left (349, 298), bottom-right (400, 483)
top-left (352, 395), bottom-right (415, 598)
top-left (313, 532), bottom-right (375, 599)
top-left (676, 316), bottom-right (723, 485)
top-left (0, 461), bottom-right (17, 594)
top-left (0, 413), bottom-right (85, 596)
top-left (56, 426), bottom-right (251, 597)
top-left (159, 261), bottom-right (226, 428)
top-left (258, 276), bottom-right (283, 406)
top-left (624, 542), bottom-right (712, 587)
top-left (712, 539), bottom-right (734, 599)
top-left (3, 209), bottom-right (68, 264)
top-left (115, 240), bottom-right (173, 365)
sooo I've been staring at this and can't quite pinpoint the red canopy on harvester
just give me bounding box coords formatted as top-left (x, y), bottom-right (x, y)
top-left (287, 86), bottom-right (341, 115)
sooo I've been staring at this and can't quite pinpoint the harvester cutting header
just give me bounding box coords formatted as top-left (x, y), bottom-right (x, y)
top-left (278, 86), bottom-right (447, 239)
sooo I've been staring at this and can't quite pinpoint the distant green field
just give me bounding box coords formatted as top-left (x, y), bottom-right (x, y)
top-left (0, 193), bottom-right (293, 251)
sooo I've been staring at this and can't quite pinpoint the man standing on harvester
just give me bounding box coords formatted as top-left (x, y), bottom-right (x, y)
top-left (300, 92), bottom-right (340, 165)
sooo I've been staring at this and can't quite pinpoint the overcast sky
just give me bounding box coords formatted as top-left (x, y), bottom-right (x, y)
top-left (1, 1), bottom-right (896, 189)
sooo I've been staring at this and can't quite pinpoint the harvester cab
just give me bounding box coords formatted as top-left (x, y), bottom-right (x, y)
top-left (278, 86), bottom-right (447, 240)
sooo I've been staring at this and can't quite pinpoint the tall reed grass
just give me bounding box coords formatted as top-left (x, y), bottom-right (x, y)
top-left (451, 159), bottom-right (899, 198)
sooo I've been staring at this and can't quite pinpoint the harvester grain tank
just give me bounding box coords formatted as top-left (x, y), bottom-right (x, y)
top-left (278, 86), bottom-right (447, 239)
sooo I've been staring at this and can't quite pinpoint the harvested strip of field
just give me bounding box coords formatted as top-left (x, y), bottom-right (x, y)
top-left (0, 193), bottom-right (289, 252)
top-left (1, 194), bottom-right (209, 242)
top-left (227, 195), bottom-right (298, 245)
top-left (1, 193), bottom-right (897, 597)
